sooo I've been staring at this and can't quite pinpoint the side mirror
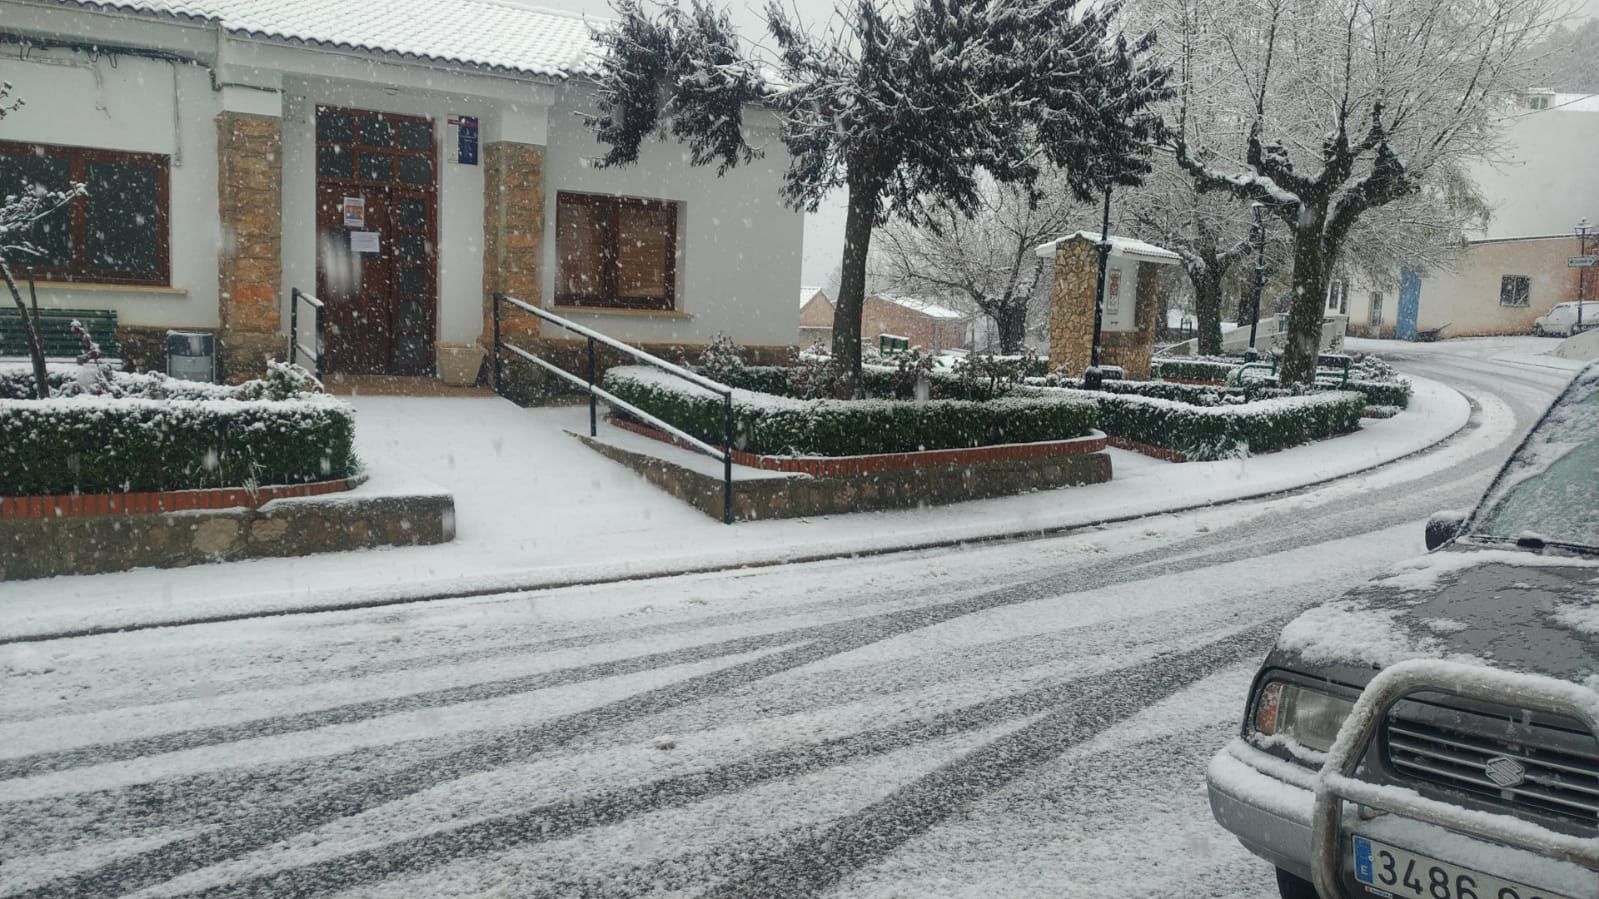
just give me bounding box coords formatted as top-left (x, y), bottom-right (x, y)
top-left (1425, 510), bottom-right (1467, 551)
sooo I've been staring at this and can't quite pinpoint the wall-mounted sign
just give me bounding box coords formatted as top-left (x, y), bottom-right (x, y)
top-left (342, 196), bottom-right (365, 228)
top-left (448, 115), bottom-right (479, 165)
top-left (350, 230), bottom-right (380, 254)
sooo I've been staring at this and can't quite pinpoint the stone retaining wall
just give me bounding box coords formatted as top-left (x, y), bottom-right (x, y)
top-left (577, 432), bottom-right (1112, 522)
top-left (0, 487), bottom-right (454, 580)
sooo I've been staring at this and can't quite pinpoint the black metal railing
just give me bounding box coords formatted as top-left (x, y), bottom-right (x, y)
top-left (492, 293), bottom-right (736, 524)
top-left (289, 288), bottom-right (326, 380)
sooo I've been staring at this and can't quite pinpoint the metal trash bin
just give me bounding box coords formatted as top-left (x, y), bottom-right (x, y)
top-left (165, 330), bottom-right (215, 382)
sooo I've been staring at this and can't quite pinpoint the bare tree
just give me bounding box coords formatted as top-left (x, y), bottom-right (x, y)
top-left (1164, 0), bottom-right (1555, 383)
top-left (870, 173), bottom-right (1085, 353)
top-left (0, 83), bottom-right (84, 399)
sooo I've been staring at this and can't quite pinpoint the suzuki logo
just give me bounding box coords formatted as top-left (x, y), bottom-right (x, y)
top-left (1484, 756), bottom-right (1527, 788)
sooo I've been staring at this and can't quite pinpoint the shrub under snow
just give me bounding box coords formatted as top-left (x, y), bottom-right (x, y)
top-left (603, 366), bottom-right (1100, 456)
top-left (1, 364), bottom-right (358, 495)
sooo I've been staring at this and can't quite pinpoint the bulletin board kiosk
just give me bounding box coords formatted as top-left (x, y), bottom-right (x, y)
top-left (1037, 232), bottom-right (1180, 380)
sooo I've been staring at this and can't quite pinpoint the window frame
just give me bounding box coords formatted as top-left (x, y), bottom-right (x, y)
top-left (1499, 274), bottom-right (1531, 308)
top-left (1369, 291), bottom-right (1384, 328)
top-left (0, 139), bottom-right (171, 286)
top-left (555, 191), bottom-right (679, 311)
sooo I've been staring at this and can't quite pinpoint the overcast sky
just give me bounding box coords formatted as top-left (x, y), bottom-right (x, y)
top-left (523, 0), bottom-right (1599, 285)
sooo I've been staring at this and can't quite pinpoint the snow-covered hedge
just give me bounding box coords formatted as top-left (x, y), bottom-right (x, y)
top-left (604, 366), bottom-right (1099, 456)
top-left (711, 363), bottom-right (1013, 402)
top-left (1022, 385), bottom-right (1367, 460)
top-left (1150, 357), bottom-right (1411, 408)
top-left (1, 365), bottom-right (357, 495)
top-left (1150, 358), bottom-right (1240, 382)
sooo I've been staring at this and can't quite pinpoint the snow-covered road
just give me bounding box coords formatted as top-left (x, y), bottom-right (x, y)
top-left (0, 341), bottom-right (1579, 898)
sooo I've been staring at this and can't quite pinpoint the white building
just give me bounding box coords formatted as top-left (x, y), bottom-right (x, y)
top-left (0, 0), bottom-right (803, 381)
top-left (1341, 91), bottom-right (1597, 339)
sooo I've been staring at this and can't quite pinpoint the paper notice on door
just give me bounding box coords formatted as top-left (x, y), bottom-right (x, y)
top-left (350, 230), bottom-right (380, 254)
top-left (342, 196), bottom-right (366, 228)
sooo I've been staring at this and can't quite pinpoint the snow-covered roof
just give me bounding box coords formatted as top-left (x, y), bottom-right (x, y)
top-left (799, 286), bottom-right (829, 308)
top-left (1548, 93), bottom-right (1599, 113)
top-left (1035, 232), bottom-right (1182, 265)
top-left (60, 0), bottom-right (603, 77)
top-left (870, 294), bottom-right (968, 320)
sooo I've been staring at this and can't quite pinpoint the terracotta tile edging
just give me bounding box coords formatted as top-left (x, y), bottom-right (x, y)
top-left (608, 415), bottom-right (1109, 477)
top-left (0, 479), bottom-right (352, 520)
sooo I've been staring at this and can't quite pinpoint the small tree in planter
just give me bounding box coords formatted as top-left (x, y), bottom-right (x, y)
top-left (0, 83), bottom-right (86, 400)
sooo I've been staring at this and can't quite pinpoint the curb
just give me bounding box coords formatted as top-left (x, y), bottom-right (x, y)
top-left (1, 381), bottom-right (1476, 645)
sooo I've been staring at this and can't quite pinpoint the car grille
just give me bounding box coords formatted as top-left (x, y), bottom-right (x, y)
top-left (1382, 713), bottom-right (1599, 832)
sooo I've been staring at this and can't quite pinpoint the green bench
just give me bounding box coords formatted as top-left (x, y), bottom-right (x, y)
top-left (0, 308), bottom-right (121, 361)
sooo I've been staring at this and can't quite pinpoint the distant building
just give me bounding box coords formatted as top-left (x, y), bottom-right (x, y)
top-left (1343, 91), bottom-right (1598, 339)
top-left (798, 286), bottom-right (833, 348)
top-left (862, 294), bottom-right (970, 353)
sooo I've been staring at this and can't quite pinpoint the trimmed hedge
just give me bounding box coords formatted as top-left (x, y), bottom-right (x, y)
top-left (1150, 357), bottom-right (1412, 409)
top-left (712, 364), bottom-right (1014, 402)
top-left (0, 364), bottom-right (357, 495)
top-left (1, 396), bottom-right (357, 495)
top-left (1150, 358), bottom-right (1241, 382)
top-left (1023, 385), bottom-right (1367, 460)
top-left (605, 366), bottom-right (1099, 456)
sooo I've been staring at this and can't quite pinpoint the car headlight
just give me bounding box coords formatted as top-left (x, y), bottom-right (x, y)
top-left (1253, 679), bottom-right (1356, 754)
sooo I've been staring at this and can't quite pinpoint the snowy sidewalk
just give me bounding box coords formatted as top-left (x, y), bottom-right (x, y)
top-left (0, 376), bottom-right (1470, 640)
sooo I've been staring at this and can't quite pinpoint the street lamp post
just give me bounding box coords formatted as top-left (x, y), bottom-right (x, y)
top-left (1246, 202), bottom-right (1267, 363)
top-left (1579, 217), bottom-right (1592, 334)
top-left (1087, 185), bottom-right (1113, 390)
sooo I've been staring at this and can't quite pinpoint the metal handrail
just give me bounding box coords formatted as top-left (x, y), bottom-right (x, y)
top-left (492, 294), bottom-right (736, 524)
top-left (289, 288), bottom-right (326, 380)
top-left (1311, 658), bottom-right (1599, 898)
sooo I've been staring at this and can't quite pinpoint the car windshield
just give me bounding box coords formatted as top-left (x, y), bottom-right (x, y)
top-left (1472, 368), bottom-right (1599, 550)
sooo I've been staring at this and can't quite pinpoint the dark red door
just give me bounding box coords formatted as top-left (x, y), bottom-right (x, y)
top-left (314, 107), bottom-right (437, 376)
top-left (316, 184), bottom-right (391, 374)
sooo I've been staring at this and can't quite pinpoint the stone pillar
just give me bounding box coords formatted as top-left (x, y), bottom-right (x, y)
top-left (216, 111), bottom-right (283, 382)
top-left (1046, 239), bottom-right (1099, 375)
top-left (481, 141), bottom-right (546, 346)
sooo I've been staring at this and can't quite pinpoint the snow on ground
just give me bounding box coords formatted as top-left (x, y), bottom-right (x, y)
top-left (0, 511), bottom-right (1429, 898)
top-left (0, 372), bottom-right (1471, 640)
top-left (0, 342), bottom-right (1574, 898)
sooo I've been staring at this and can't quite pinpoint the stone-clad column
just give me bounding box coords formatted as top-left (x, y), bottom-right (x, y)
top-left (1046, 239), bottom-right (1099, 375)
top-left (216, 111), bottom-right (283, 382)
top-left (481, 142), bottom-right (546, 346)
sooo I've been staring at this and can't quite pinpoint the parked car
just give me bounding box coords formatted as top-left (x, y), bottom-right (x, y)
top-left (1208, 362), bottom-right (1599, 899)
top-left (1533, 301), bottom-right (1599, 337)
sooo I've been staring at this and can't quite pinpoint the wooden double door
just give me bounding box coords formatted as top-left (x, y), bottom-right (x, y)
top-left (314, 107), bottom-right (438, 376)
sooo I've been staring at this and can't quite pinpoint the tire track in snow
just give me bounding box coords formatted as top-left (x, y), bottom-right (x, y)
top-left (155, 621), bottom-right (1283, 899)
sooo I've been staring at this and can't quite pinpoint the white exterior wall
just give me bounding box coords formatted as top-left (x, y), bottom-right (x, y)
top-left (1346, 237), bottom-right (1581, 337)
top-left (1470, 106), bottom-right (1599, 241)
top-left (541, 82), bottom-right (803, 347)
top-left (2, 3), bottom-right (803, 361)
top-left (0, 46), bottom-right (222, 329)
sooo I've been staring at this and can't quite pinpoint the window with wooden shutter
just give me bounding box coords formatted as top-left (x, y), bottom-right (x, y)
top-left (556, 192), bottom-right (677, 310)
top-left (0, 140), bottom-right (170, 285)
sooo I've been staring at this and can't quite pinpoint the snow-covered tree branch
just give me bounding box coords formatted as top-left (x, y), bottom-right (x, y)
top-left (585, 0), bottom-right (1171, 396)
top-left (1152, 0), bottom-right (1556, 384)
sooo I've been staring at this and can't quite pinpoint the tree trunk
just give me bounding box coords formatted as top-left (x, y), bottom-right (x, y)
top-left (997, 302), bottom-right (1027, 354)
top-left (831, 180), bottom-right (878, 399)
top-left (1, 261), bottom-right (48, 399)
top-left (1192, 267), bottom-right (1224, 356)
top-left (1280, 226), bottom-right (1330, 386)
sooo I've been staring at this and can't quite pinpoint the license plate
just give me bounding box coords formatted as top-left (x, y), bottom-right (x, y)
top-left (1352, 835), bottom-right (1577, 899)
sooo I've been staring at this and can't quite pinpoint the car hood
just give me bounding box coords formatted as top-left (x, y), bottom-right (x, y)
top-left (1267, 546), bottom-right (1599, 689)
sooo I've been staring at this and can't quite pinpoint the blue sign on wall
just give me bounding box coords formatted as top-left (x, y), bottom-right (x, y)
top-left (450, 115), bottom-right (479, 165)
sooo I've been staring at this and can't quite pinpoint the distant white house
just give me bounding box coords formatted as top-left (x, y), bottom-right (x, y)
top-left (0, 0), bottom-right (803, 381)
top-left (1340, 91), bottom-right (1597, 339)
